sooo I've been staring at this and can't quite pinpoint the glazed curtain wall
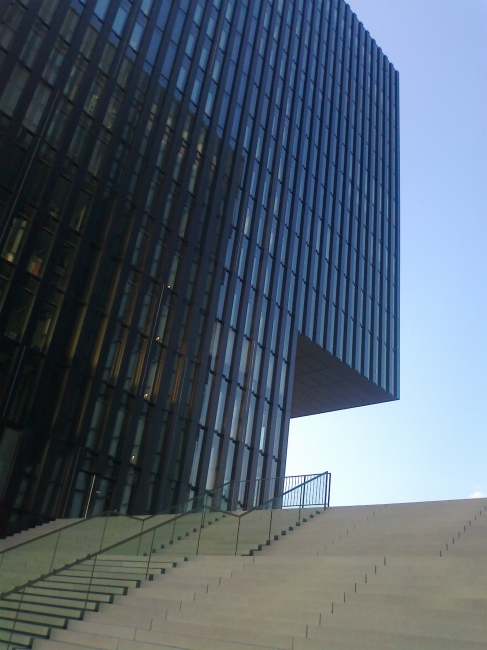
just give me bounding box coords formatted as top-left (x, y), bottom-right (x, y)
top-left (0, 0), bottom-right (398, 528)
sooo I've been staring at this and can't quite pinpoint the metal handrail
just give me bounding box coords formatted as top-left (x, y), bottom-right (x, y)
top-left (0, 471), bottom-right (330, 598)
top-left (0, 473), bottom-right (323, 555)
top-left (178, 473), bottom-right (325, 513)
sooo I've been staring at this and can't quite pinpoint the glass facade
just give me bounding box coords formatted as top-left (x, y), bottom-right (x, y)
top-left (0, 0), bottom-right (399, 530)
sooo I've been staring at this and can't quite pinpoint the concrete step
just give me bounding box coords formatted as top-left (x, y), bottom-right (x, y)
top-left (60, 570), bottom-right (150, 582)
top-left (293, 628), bottom-right (487, 650)
top-left (5, 592), bottom-right (98, 612)
top-left (0, 598), bottom-right (85, 620)
top-left (138, 619), bottom-right (294, 649)
top-left (0, 617), bottom-right (51, 637)
top-left (165, 609), bottom-right (307, 636)
top-left (93, 601), bottom-right (178, 622)
top-left (357, 582), bottom-right (487, 597)
top-left (43, 576), bottom-right (140, 589)
top-left (0, 607), bottom-right (68, 629)
top-left (0, 627), bottom-right (35, 648)
top-left (47, 629), bottom-right (120, 650)
top-left (332, 591), bottom-right (487, 613)
top-left (35, 580), bottom-right (127, 596)
top-left (176, 600), bottom-right (322, 624)
top-left (23, 587), bottom-right (114, 603)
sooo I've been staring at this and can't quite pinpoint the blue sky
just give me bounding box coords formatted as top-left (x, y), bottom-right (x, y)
top-left (286, 0), bottom-right (487, 506)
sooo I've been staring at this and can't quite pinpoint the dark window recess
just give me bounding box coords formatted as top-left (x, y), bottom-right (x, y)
top-left (19, 160), bottom-right (51, 208)
top-left (7, 354), bottom-right (42, 425)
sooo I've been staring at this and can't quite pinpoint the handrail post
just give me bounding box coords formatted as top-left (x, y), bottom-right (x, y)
top-left (299, 481), bottom-right (304, 522)
top-left (145, 528), bottom-right (155, 580)
top-left (83, 474), bottom-right (97, 518)
top-left (85, 515), bottom-right (109, 619)
top-left (136, 515), bottom-right (144, 556)
top-left (48, 530), bottom-right (62, 575)
top-left (268, 505), bottom-right (273, 545)
top-left (195, 508), bottom-right (205, 556)
top-left (170, 511), bottom-right (177, 545)
top-left (234, 516), bottom-right (241, 556)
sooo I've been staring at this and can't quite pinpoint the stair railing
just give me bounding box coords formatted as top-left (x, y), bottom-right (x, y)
top-left (0, 472), bottom-right (330, 592)
top-left (0, 473), bottom-right (328, 560)
top-left (0, 468), bottom-right (331, 650)
top-left (0, 471), bottom-right (330, 648)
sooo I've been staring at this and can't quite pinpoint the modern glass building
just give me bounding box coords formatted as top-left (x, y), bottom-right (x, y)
top-left (0, 0), bottom-right (399, 532)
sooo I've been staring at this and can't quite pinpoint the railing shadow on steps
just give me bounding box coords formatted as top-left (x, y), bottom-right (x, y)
top-left (0, 472), bottom-right (330, 649)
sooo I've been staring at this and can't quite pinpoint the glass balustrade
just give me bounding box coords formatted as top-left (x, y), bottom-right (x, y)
top-left (0, 472), bottom-right (330, 648)
top-left (0, 473), bottom-right (329, 594)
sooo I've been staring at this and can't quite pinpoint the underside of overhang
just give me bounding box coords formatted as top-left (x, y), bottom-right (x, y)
top-left (290, 333), bottom-right (396, 418)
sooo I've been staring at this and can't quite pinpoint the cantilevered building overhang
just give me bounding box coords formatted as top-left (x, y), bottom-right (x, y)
top-left (291, 334), bottom-right (397, 418)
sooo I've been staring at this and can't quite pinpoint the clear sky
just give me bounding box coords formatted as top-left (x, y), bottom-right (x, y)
top-left (286, 0), bottom-right (487, 506)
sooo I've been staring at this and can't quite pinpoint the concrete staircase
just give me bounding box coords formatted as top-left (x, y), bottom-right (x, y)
top-left (0, 508), bottom-right (305, 649)
top-left (2, 499), bottom-right (487, 649)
